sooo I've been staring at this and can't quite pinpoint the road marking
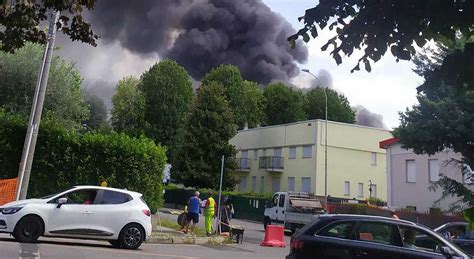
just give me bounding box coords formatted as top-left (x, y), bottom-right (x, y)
top-left (40, 243), bottom-right (198, 259)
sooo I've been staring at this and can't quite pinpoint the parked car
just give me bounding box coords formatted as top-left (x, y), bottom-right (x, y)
top-left (435, 222), bottom-right (474, 255)
top-left (264, 192), bottom-right (325, 233)
top-left (286, 214), bottom-right (470, 259)
top-left (0, 186), bottom-right (152, 249)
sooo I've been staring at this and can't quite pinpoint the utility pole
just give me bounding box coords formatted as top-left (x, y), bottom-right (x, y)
top-left (16, 10), bottom-right (60, 200)
top-left (216, 155), bottom-right (224, 234)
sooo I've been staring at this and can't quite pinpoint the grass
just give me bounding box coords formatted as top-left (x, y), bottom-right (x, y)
top-left (158, 219), bottom-right (207, 237)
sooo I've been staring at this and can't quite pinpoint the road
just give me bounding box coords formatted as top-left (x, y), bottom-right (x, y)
top-left (0, 213), bottom-right (291, 259)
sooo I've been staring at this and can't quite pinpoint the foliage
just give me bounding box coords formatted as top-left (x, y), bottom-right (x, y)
top-left (173, 82), bottom-right (237, 190)
top-left (0, 0), bottom-right (98, 53)
top-left (396, 44), bottom-right (474, 207)
top-left (347, 203), bottom-right (368, 215)
top-left (139, 60), bottom-right (193, 155)
top-left (83, 92), bottom-right (108, 130)
top-left (0, 42), bottom-right (89, 125)
top-left (305, 87), bottom-right (355, 123)
top-left (263, 82), bottom-right (306, 125)
top-left (0, 109), bottom-right (166, 211)
top-left (111, 76), bottom-right (145, 137)
top-left (412, 44), bottom-right (450, 78)
top-left (290, 1), bottom-right (474, 72)
top-left (202, 65), bottom-right (264, 128)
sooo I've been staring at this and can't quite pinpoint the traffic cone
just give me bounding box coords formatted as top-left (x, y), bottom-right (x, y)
top-left (260, 225), bottom-right (285, 247)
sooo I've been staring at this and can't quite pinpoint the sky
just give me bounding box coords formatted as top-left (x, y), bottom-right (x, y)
top-left (262, 0), bottom-right (422, 129)
top-left (56, 0), bottom-right (423, 130)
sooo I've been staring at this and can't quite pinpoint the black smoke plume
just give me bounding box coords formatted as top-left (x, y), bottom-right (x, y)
top-left (354, 105), bottom-right (387, 129)
top-left (88, 0), bottom-right (308, 84)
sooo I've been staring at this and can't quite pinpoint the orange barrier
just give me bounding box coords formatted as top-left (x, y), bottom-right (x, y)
top-left (260, 225), bottom-right (286, 247)
top-left (0, 177), bottom-right (18, 206)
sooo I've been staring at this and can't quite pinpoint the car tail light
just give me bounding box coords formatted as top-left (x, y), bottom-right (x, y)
top-left (290, 238), bottom-right (304, 250)
top-left (142, 209), bottom-right (151, 217)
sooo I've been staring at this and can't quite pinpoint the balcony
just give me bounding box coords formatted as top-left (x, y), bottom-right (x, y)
top-left (234, 158), bottom-right (251, 172)
top-left (259, 156), bottom-right (284, 172)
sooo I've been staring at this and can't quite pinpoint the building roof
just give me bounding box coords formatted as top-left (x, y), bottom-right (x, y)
top-left (379, 137), bottom-right (399, 149)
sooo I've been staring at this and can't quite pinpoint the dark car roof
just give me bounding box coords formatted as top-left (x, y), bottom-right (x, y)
top-left (319, 214), bottom-right (417, 226)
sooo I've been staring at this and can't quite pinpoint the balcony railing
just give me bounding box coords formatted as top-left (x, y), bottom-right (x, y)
top-left (259, 156), bottom-right (284, 172)
top-left (233, 158), bottom-right (251, 171)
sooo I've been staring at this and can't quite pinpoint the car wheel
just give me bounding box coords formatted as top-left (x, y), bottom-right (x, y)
top-left (119, 223), bottom-right (144, 249)
top-left (13, 215), bottom-right (43, 243)
top-left (109, 240), bottom-right (122, 248)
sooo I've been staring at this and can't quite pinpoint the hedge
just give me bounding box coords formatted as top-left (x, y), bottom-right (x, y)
top-left (0, 110), bottom-right (166, 211)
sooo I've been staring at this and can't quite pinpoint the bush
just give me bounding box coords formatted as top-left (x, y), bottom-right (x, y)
top-left (0, 110), bottom-right (166, 211)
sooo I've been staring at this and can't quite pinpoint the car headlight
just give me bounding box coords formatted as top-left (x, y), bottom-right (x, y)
top-left (1, 206), bottom-right (23, 214)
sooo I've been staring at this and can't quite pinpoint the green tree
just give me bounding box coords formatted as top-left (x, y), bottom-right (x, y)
top-left (0, 0), bottom-right (98, 53)
top-left (202, 65), bottom-right (264, 128)
top-left (263, 83), bottom-right (306, 125)
top-left (305, 87), bottom-right (355, 123)
top-left (0, 42), bottom-right (89, 124)
top-left (173, 82), bottom-right (237, 189)
top-left (83, 92), bottom-right (108, 130)
top-left (394, 44), bottom-right (474, 206)
top-left (289, 1), bottom-right (473, 72)
top-left (139, 60), bottom-right (193, 153)
top-left (111, 76), bottom-right (145, 137)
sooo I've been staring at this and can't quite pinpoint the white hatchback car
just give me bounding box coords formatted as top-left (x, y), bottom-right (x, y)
top-left (0, 186), bottom-right (152, 249)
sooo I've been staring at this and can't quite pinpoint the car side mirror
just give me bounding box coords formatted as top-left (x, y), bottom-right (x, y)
top-left (57, 197), bottom-right (67, 208)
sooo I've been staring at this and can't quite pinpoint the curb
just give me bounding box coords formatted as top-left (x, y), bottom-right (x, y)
top-left (147, 234), bottom-right (227, 245)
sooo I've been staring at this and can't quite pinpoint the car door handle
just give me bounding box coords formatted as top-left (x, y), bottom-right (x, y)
top-left (354, 250), bottom-right (368, 257)
top-left (82, 211), bottom-right (92, 215)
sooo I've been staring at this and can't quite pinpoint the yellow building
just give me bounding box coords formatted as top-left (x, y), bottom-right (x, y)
top-left (229, 120), bottom-right (392, 201)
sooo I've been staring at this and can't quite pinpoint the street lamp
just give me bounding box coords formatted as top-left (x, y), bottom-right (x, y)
top-left (302, 69), bottom-right (328, 210)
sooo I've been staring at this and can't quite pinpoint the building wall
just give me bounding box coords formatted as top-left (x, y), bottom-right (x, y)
top-left (387, 143), bottom-right (468, 213)
top-left (230, 120), bottom-right (391, 201)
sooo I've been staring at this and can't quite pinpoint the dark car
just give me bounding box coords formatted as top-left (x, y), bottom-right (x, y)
top-left (435, 222), bottom-right (474, 255)
top-left (286, 214), bottom-right (470, 259)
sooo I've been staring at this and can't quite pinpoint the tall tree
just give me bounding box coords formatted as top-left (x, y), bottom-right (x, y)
top-left (263, 83), bottom-right (306, 125)
top-left (140, 60), bottom-right (193, 153)
top-left (83, 92), bottom-right (107, 130)
top-left (0, 42), bottom-right (89, 124)
top-left (305, 87), bottom-right (355, 123)
top-left (394, 44), bottom-right (474, 206)
top-left (202, 65), bottom-right (264, 128)
top-left (290, 1), bottom-right (473, 72)
top-left (173, 82), bottom-right (237, 189)
top-left (111, 76), bottom-right (145, 137)
top-left (0, 0), bottom-right (98, 53)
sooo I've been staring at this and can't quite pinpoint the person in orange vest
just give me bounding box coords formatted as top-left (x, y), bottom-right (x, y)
top-left (204, 191), bottom-right (216, 236)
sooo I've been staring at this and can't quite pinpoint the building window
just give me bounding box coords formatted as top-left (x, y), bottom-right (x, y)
top-left (274, 147), bottom-right (282, 157)
top-left (302, 177), bottom-right (311, 193)
top-left (303, 146), bottom-right (312, 158)
top-left (241, 150), bottom-right (249, 169)
top-left (260, 176), bottom-right (265, 192)
top-left (464, 164), bottom-right (473, 184)
top-left (344, 181), bottom-right (350, 196)
top-left (370, 184), bottom-right (377, 198)
top-left (371, 152), bottom-right (377, 166)
top-left (252, 176), bottom-right (257, 192)
top-left (289, 147), bottom-right (296, 159)
top-left (272, 177), bottom-right (281, 193)
top-left (406, 160), bottom-right (416, 183)
top-left (239, 177), bottom-right (247, 192)
top-left (358, 183), bottom-right (364, 197)
top-left (288, 177), bottom-right (295, 192)
top-left (262, 149), bottom-right (267, 157)
top-left (253, 149), bottom-right (258, 160)
top-left (429, 159), bottom-right (440, 182)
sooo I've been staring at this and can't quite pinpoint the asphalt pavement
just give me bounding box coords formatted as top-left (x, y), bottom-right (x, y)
top-left (0, 212), bottom-right (291, 259)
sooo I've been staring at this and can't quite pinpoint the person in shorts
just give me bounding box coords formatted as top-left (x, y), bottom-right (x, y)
top-left (185, 191), bottom-right (201, 234)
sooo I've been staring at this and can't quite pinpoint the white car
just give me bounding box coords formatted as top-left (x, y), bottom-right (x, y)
top-left (0, 186), bottom-right (152, 249)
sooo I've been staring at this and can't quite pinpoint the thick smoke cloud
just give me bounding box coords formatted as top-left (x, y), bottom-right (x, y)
top-left (88, 0), bottom-right (308, 84)
top-left (354, 105), bottom-right (387, 129)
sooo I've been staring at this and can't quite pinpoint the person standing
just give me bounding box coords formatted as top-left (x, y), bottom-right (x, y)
top-left (391, 209), bottom-right (400, 220)
top-left (204, 191), bottom-right (216, 236)
top-left (184, 191), bottom-right (201, 234)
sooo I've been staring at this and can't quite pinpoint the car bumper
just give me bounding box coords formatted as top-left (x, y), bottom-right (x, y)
top-left (145, 221), bottom-right (152, 241)
top-left (0, 214), bottom-right (15, 233)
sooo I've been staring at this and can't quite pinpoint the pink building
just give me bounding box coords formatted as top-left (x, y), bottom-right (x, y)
top-left (380, 138), bottom-right (471, 213)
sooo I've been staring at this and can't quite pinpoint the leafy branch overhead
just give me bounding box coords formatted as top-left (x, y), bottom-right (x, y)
top-left (0, 0), bottom-right (98, 53)
top-left (289, 0), bottom-right (474, 72)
